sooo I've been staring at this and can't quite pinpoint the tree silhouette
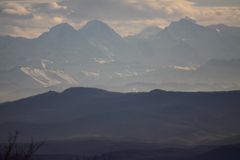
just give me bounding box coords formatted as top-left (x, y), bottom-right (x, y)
top-left (0, 131), bottom-right (44, 160)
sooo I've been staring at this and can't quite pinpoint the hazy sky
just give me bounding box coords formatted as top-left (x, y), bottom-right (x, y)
top-left (0, 0), bottom-right (239, 38)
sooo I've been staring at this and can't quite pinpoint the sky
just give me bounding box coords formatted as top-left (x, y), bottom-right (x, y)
top-left (0, 0), bottom-right (239, 38)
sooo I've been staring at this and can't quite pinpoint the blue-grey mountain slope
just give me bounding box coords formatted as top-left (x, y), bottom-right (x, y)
top-left (1, 18), bottom-right (240, 102)
top-left (0, 87), bottom-right (240, 144)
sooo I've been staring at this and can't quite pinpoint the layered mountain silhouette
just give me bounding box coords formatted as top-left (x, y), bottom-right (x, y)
top-left (0, 87), bottom-right (240, 144)
top-left (1, 18), bottom-right (240, 102)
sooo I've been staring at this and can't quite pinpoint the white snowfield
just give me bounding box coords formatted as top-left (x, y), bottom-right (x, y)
top-left (21, 66), bottom-right (79, 87)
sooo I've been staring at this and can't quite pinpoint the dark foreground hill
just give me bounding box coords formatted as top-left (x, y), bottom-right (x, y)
top-left (0, 87), bottom-right (240, 145)
top-left (1, 141), bottom-right (239, 160)
top-left (99, 143), bottom-right (240, 160)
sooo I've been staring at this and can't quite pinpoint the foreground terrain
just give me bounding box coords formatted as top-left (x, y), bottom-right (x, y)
top-left (0, 87), bottom-right (240, 159)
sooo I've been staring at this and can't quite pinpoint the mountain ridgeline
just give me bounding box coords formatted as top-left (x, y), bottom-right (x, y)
top-left (0, 87), bottom-right (240, 145)
top-left (1, 18), bottom-right (240, 102)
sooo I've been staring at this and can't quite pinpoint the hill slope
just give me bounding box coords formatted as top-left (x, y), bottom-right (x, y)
top-left (0, 87), bottom-right (240, 144)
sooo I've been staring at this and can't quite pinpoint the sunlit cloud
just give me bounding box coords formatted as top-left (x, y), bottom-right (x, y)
top-left (52, 16), bottom-right (64, 24)
top-left (0, 2), bottom-right (31, 16)
top-left (0, 0), bottom-right (239, 38)
top-left (48, 2), bottom-right (67, 9)
top-left (0, 0), bottom-right (62, 3)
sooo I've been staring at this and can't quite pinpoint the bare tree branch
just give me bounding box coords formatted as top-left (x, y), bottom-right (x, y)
top-left (1, 131), bottom-right (44, 160)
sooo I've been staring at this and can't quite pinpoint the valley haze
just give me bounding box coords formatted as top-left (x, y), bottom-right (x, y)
top-left (0, 18), bottom-right (240, 102)
top-left (1, 0), bottom-right (240, 159)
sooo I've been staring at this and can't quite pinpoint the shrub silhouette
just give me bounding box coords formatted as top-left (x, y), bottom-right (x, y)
top-left (0, 131), bottom-right (44, 160)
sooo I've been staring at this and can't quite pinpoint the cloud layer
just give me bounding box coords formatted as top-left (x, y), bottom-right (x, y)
top-left (0, 0), bottom-right (239, 37)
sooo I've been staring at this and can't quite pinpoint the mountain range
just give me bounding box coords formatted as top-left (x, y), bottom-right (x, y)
top-left (0, 87), bottom-right (240, 159)
top-left (1, 87), bottom-right (240, 144)
top-left (1, 18), bottom-right (240, 102)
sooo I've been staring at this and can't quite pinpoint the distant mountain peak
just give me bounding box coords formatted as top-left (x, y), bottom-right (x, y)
top-left (80, 19), bottom-right (121, 36)
top-left (62, 87), bottom-right (109, 95)
top-left (80, 19), bottom-right (122, 40)
top-left (180, 17), bottom-right (197, 24)
top-left (49, 23), bottom-right (76, 32)
top-left (81, 20), bottom-right (112, 32)
top-left (168, 17), bottom-right (198, 28)
top-left (38, 23), bottom-right (77, 39)
top-left (149, 89), bottom-right (166, 94)
top-left (86, 20), bottom-right (108, 27)
top-left (166, 17), bottom-right (207, 36)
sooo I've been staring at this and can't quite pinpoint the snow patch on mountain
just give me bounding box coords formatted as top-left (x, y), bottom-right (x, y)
top-left (20, 67), bottom-right (61, 87)
top-left (20, 64), bottom-right (79, 87)
top-left (48, 70), bottom-right (79, 84)
top-left (41, 59), bottom-right (54, 70)
top-left (114, 70), bottom-right (140, 78)
top-left (89, 40), bottom-right (115, 63)
top-left (216, 28), bottom-right (221, 33)
top-left (94, 58), bottom-right (108, 64)
top-left (170, 65), bottom-right (198, 71)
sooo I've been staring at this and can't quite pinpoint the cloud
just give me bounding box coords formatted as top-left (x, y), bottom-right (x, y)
top-left (0, 0), bottom-right (239, 38)
top-left (0, 1), bottom-right (70, 37)
top-left (49, 2), bottom-right (66, 9)
top-left (52, 16), bottom-right (64, 23)
top-left (188, 0), bottom-right (240, 7)
top-left (0, 2), bottom-right (31, 16)
top-left (33, 1), bottom-right (67, 11)
top-left (0, 0), bottom-right (62, 3)
top-left (109, 19), bottom-right (168, 36)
